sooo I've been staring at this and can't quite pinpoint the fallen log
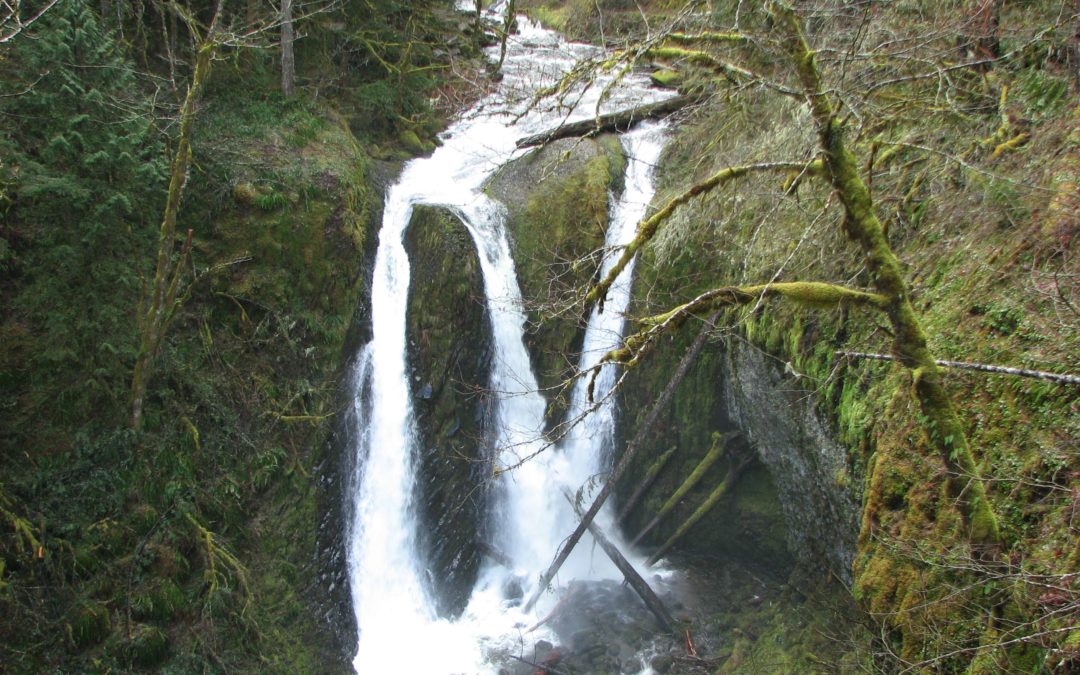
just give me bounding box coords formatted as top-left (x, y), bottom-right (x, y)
top-left (630, 431), bottom-right (737, 546)
top-left (522, 311), bottom-right (721, 613)
top-left (562, 488), bottom-right (675, 632)
top-left (476, 541), bottom-right (514, 569)
top-left (645, 454), bottom-right (752, 567)
top-left (616, 445), bottom-right (677, 526)
top-left (515, 94), bottom-right (700, 148)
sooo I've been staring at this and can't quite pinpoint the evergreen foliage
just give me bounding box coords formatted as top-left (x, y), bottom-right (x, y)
top-left (1, 2), bottom-right (166, 430)
top-left (0, 0), bottom-right (479, 670)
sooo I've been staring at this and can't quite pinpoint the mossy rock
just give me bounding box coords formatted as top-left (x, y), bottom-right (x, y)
top-left (194, 105), bottom-right (371, 318)
top-left (404, 205), bottom-right (492, 618)
top-left (484, 135), bottom-right (625, 408)
top-left (70, 601), bottom-right (112, 649)
top-left (398, 129), bottom-right (432, 156)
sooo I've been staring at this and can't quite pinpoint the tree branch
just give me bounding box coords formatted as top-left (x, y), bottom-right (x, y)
top-left (587, 159), bottom-right (823, 309)
top-left (603, 281), bottom-right (886, 367)
top-left (836, 351), bottom-right (1080, 386)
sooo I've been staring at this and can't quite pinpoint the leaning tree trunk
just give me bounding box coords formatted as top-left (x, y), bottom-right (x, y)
top-left (522, 312), bottom-right (719, 613)
top-left (769, 1), bottom-right (1000, 548)
top-left (496, 0), bottom-right (515, 71)
top-left (131, 12), bottom-right (220, 430)
top-left (562, 488), bottom-right (675, 632)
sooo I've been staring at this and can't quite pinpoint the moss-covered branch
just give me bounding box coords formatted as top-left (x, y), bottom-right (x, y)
top-left (587, 159), bottom-right (823, 309)
top-left (663, 31), bottom-right (750, 46)
top-left (767, 1), bottom-right (1000, 547)
top-left (645, 46), bottom-right (801, 97)
top-left (603, 281), bottom-right (886, 367)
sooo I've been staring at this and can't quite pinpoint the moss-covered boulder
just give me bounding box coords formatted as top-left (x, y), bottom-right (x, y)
top-left (485, 135), bottom-right (625, 412)
top-left (404, 205), bottom-right (492, 618)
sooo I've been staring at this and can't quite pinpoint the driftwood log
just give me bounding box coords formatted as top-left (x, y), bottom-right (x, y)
top-left (562, 488), bottom-right (675, 632)
top-left (515, 94), bottom-right (700, 148)
top-left (521, 311), bottom-right (721, 613)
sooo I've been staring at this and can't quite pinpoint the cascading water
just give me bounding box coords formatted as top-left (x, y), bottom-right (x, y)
top-left (345, 10), bottom-right (671, 673)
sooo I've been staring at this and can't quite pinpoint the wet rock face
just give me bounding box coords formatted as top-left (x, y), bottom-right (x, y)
top-left (404, 205), bottom-right (493, 618)
top-left (721, 343), bottom-right (860, 583)
top-left (485, 135), bottom-right (625, 406)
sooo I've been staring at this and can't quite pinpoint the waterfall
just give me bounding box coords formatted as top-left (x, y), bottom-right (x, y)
top-left (344, 11), bottom-right (670, 673)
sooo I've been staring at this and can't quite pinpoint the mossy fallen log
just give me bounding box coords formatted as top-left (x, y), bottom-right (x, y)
top-left (645, 454), bottom-right (752, 567)
top-left (515, 94), bottom-right (699, 148)
top-left (616, 446), bottom-right (677, 526)
top-left (630, 431), bottom-right (737, 546)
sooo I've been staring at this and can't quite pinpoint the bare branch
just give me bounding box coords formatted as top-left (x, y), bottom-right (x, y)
top-left (836, 351), bottom-right (1080, 386)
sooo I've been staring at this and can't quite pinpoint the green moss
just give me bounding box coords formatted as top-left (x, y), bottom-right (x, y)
top-left (398, 128), bottom-right (430, 155)
top-left (649, 68), bottom-right (685, 89)
top-left (70, 601), bottom-right (112, 649)
top-left (487, 136), bottom-right (622, 400)
top-left (121, 623), bottom-right (169, 668)
top-left (133, 578), bottom-right (186, 621)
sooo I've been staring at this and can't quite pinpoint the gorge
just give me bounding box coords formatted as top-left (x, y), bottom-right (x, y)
top-left (1, 2), bottom-right (1076, 673)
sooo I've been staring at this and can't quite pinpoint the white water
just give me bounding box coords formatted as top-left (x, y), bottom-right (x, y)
top-left (345, 11), bottom-right (670, 673)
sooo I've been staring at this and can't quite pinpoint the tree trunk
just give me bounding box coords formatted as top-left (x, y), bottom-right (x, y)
top-left (131, 9), bottom-right (220, 430)
top-left (521, 311), bottom-right (719, 613)
top-left (630, 431), bottom-right (735, 546)
top-left (562, 488), bottom-right (675, 632)
top-left (281, 0), bottom-right (296, 97)
top-left (616, 446), bottom-right (677, 525)
top-left (644, 455), bottom-right (750, 567)
top-left (769, 2), bottom-right (1000, 548)
top-left (516, 94), bottom-right (700, 148)
top-left (968, 0), bottom-right (1002, 67)
top-left (496, 0), bottom-right (515, 71)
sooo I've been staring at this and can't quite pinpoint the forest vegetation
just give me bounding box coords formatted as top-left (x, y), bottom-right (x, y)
top-left (1, 0), bottom-right (1078, 673)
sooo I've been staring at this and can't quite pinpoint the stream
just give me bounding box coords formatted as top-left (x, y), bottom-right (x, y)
top-left (345, 7), bottom-right (673, 673)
